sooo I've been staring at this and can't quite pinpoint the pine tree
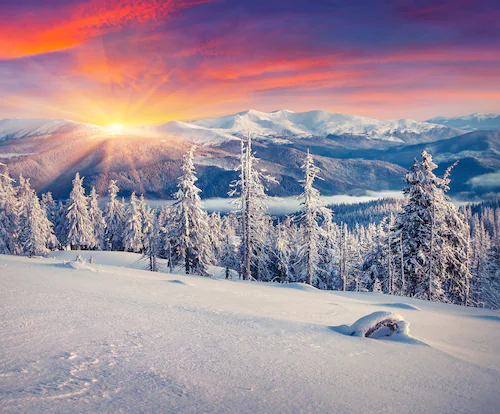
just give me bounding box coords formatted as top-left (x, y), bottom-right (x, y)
top-left (229, 137), bottom-right (275, 281)
top-left (169, 146), bottom-right (213, 275)
top-left (65, 173), bottom-right (96, 250)
top-left (480, 246), bottom-right (500, 309)
top-left (218, 214), bottom-right (239, 279)
top-left (296, 150), bottom-right (331, 286)
top-left (0, 164), bottom-right (19, 254)
top-left (142, 206), bottom-right (161, 272)
top-left (393, 151), bottom-right (471, 303)
top-left (17, 176), bottom-right (57, 256)
top-left (88, 187), bottom-right (106, 250)
top-left (123, 192), bottom-right (144, 253)
top-left (104, 180), bottom-right (125, 251)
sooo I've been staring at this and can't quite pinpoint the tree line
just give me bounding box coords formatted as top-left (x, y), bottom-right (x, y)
top-left (0, 143), bottom-right (499, 309)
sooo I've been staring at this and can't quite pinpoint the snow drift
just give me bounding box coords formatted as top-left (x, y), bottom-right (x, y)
top-left (333, 311), bottom-right (411, 339)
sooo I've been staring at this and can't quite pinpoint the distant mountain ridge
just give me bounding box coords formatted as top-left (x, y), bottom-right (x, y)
top-left (152, 109), bottom-right (462, 145)
top-left (427, 113), bottom-right (500, 131)
top-left (0, 111), bottom-right (499, 201)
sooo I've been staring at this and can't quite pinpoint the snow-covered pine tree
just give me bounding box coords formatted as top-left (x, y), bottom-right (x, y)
top-left (53, 200), bottom-right (68, 248)
top-left (123, 192), bottom-right (144, 253)
top-left (229, 136), bottom-right (276, 281)
top-left (394, 151), bottom-right (471, 303)
top-left (317, 215), bottom-right (339, 290)
top-left (296, 150), bottom-right (332, 286)
top-left (88, 187), bottom-right (106, 250)
top-left (169, 146), bottom-right (213, 276)
top-left (480, 246), bottom-right (500, 309)
top-left (17, 176), bottom-right (57, 256)
top-left (104, 180), bottom-right (125, 251)
top-left (65, 173), bottom-right (96, 250)
top-left (142, 206), bottom-right (161, 272)
top-left (0, 164), bottom-right (19, 254)
top-left (41, 192), bottom-right (57, 224)
top-left (218, 213), bottom-right (239, 279)
top-left (362, 220), bottom-right (388, 292)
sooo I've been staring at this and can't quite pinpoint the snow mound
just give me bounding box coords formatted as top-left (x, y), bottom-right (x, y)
top-left (333, 311), bottom-right (410, 339)
top-left (279, 283), bottom-right (319, 292)
top-left (64, 261), bottom-right (98, 272)
top-left (377, 303), bottom-right (421, 311)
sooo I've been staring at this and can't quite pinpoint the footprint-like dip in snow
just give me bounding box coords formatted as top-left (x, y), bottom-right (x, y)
top-left (331, 311), bottom-right (415, 341)
top-left (376, 303), bottom-right (421, 311)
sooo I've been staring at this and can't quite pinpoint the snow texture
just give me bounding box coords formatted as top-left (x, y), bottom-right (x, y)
top-left (1, 251), bottom-right (499, 413)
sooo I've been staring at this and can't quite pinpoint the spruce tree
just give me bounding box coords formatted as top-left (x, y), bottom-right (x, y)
top-left (65, 173), bottom-right (96, 250)
top-left (123, 192), bottom-right (144, 253)
top-left (170, 146), bottom-right (213, 275)
top-left (229, 137), bottom-right (275, 281)
top-left (0, 165), bottom-right (19, 254)
top-left (104, 180), bottom-right (125, 251)
top-left (17, 176), bottom-right (57, 256)
top-left (394, 151), bottom-right (471, 303)
top-left (297, 150), bottom-right (330, 286)
top-left (88, 187), bottom-right (106, 250)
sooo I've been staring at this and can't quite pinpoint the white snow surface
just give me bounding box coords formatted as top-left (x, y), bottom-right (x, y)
top-left (153, 109), bottom-right (459, 145)
top-left (1, 251), bottom-right (499, 413)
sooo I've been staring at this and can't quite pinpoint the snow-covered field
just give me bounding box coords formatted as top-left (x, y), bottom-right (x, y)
top-left (1, 252), bottom-right (499, 413)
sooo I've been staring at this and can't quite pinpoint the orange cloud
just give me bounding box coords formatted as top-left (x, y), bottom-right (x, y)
top-left (0, 0), bottom-right (213, 59)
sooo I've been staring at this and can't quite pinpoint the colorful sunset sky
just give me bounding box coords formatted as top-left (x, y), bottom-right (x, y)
top-left (1, 0), bottom-right (499, 126)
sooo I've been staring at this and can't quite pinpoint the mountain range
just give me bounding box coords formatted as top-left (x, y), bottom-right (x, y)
top-left (0, 110), bottom-right (498, 201)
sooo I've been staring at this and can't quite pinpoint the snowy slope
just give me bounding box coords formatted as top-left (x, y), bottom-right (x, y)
top-left (427, 113), bottom-right (500, 131)
top-left (1, 252), bottom-right (499, 413)
top-left (155, 109), bottom-right (462, 145)
top-left (0, 118), bottom-right (107, 142)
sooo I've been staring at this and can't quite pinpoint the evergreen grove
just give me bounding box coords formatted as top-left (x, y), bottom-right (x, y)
top-left (1, 146), bottom-right (499, 309)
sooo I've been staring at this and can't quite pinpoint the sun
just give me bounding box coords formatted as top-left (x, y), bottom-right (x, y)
top-left (107, 123), bottom-right (125, 134)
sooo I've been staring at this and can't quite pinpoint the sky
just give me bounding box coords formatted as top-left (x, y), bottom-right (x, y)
top-left (0, 0), bottom-right (499, 126)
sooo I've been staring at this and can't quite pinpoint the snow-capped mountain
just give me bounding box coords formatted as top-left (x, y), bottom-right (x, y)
top-left (0, 118), bottom-right (106, 142)
top-left (427, 113), bottom-right (500, 131)
top-left (0, 112), bottom-right (497, 200)
top-left (154, 109), bottom-right (462, 146)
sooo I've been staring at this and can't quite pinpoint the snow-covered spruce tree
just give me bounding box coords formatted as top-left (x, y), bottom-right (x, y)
top-left (142, 206), bottom-right (161, 272)
top-left (65, 173), bottom-right (96, 250)
top-left (218, 213), bottom-right (239, 279)
top-left (103, 180), bottom-right (125, 251)
top-left (480, 246), bottom-right (500, 309)
top-left (394, 151), bottom-right (471, 304)
top-left (169, 146), bottom-right (213, 276)
top-left (123, 192), bottom-right (144, 253)
top-left (316, 215), bottom-right (339, 290)
top-left (88, 187), bottom-right (106, 250)
top-left (296, 150), bottom-right (332, 286)
top-left (17, 176), bottom-right (57, 256)
top-left (362, 221), bottom-right (388, 292)
top-left (229, 136), bottom-right (276, 281)
top-left (53, 200), bottom-right (68, 248)
top-left (0, 164), bottom-right (19, 254)
top-left (41, 192), bottom-right (57, 225)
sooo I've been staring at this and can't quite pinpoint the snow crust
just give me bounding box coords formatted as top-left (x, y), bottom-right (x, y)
top-left (1, 252), bottom-right (499, 413)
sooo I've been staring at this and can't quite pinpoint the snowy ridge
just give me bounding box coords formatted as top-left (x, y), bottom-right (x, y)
top-left (427, 112), bottom-right (500, 131)
top-left (154, 109), bottom-right (462, 145)
top-left (0, 118), bottom-right (106, 141)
